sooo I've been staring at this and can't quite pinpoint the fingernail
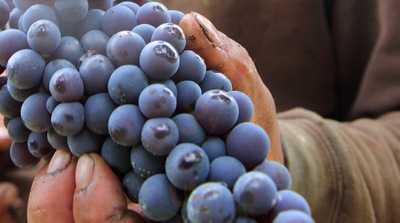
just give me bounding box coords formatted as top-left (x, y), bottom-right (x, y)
top-left (76, 155), bottom-right (95, 190)
top-left (47, 150), bottom-right (71, 174)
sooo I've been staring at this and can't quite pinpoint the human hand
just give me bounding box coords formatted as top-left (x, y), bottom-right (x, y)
top-left (27, 12), bottom-right (283, 223)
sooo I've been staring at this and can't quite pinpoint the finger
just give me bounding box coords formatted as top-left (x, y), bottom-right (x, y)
top-left (180, 12), bottom-right (283, 162)
top-left (0, 117), bottom-right (11, 152)
top-left (73, 154), bottom-right (145, 223)
top-left (27, 150), bottom-right (76, 223)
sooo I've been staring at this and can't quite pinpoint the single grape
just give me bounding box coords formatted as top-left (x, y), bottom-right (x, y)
top-left (67, 129), bottom-right (103, 156)
top-left (228, 91), bottom-right (254, 123)
top-left (7, 49), bottom-right (45, 90)
top-left (139, 41), bottom-right (180, 80)
top-left (255, 160), bottom-right (292, 191)
top-left (79, 54), bottom-right (114, 95)
top-left (165, 143), bottom-right (209, 190)
top-left (85, 93), bottom-right (116, 135)
top-left (76, 9), bottom-right (105, 38)
top-left (0, 85), bottom-right (21, 118)
top-left (10, 142), bottom-right (38, 168)
top-left (108, 65), bottom-right (148, 105)
top-left (108, 105), bottom-right (144, 146)
top-left (0, 0), bottom-right (9, 29)
top-left (209, 156), bottom-right (246, 189)
top-left (273, 210), bottom-right (315, 223)
top-left (139, 174), bottom-right (182, 222)
top-left (136, 2), bottom-right (171, 27)
top-left (132, 23), bottom-right (155, 43)
top-left (176, 81), bottom-right (202, 112)
top-left (141, 118), bottom-right (179, 156)
top-left (46, 96), bottom-right (58, 114)
top-left (51, 102), bottom-right (85, 136)
top-left (118, 1), bottom-right (139, 13)
top-left (187, 182), bottom-right (236, 223)
top-left (272, 190), bottom-right (311, 216)
top-left (138, 84), bottom-right (176, 118)
top-left (21, 93), bottom-right (50, 132)
top-left (168, 10), bottom-right (184, 25)
top-left (7, 81), bottom-right (37, 102)
top-left (13, 0), bottom-right (54, 10)
top-left (201, 137), bottom-right (226, 161)
top-left (226, 122), bottom-right (270, 169)
top-left (106, 31), bottom-right (145, 66)
top-left (27, 132), bottom-right (52, 158)
top-left (49, 68), bottom-right (84, 102)
top-left (0, 29), bottom-right (28, 67)
top-left (53, 36), bottom-right (84, 66)
top-left (87, 0), bottom-right (112, 10)
top-left (54, 0), bottom-right (89, 23)
top-left (151, 23), bottom-right (186, 53)
top-left (235, 217), bottom-right (258, 223)
top-left (20, 4), bottom-right (58, 32)
top-left (200, 70), bottom-right (233, 92)
top-left (195, 90), bottom-right (239, 135)
top-left (101, 5), bottom-right (136, 36)
top-left (131, 145), bottom-right (165, 179)
top-left (80, 30), bottom-right (109, 55)
top-left (8, 8), bottom-right (23, 29)
top-left (27, 20), bottom-right (61, 55)
top-left (123, 171), bottom-right (144, 203)
top-left (100, 138), bottom-right (131, 175)
top-left (173, 50), bottom-right (206, 83)
top-left (173, 113), bottom-right (205, 145)
top-left (47, 127), bottom-right (68, 150)
top-left (58, 20), bottom-right (78, 37)
top-left (7, 117), bottom-right (30, 143)
top-left (43, 59), bottom-right (75, 91)
top-left (233, 172), bottom-right (278, 216)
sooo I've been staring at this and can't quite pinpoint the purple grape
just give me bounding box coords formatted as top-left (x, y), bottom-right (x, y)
top-left (131, 145), bottom-right (165, 178)
top-left (7, 117), bottom-right (30, 143)
top-left (7, 49), bottom-right (45, 90)
top-left (187, 182), bottom-right (236, 223)
top-left (43, 59), bottom-right (75, 91)
top-left (123, 171), bottom-right (144, 202)
top-left (200, 70), bottom-right (232, 92)
top-left (51, 102), bottom-right (85, 136)
top-left (226, 122), bottom-right (270, 169)
top-left (139, 84), bottom-right (176, 118)
top-left (76, 9), bottom-right (105, 38)
top-left (0, 0), bottom-right (9, 29)
top-left (136, 2), bottom-right (171, 27)
top-left (139, 174), bottom-right (182, 221)
top-left (141, 118), bottom-right (179, 156)
top-left (0, 85), bottom-right (21, 118)
top-left (168, 10), bottom-right (184, 25)
top-left (53, 36), bottom-right (84, 66)
top-left (87, 0), bottom-right (112, 10)
top-left (13, 0), bottom-right (54, 10)
top-left (160, 79), bottom-right (177, 96)
top-left (79, 54), bottom-right (114, 95)
top-left (139, 41), bottom-right (180, 80)
top-left (195, 90), bottom-right (239, 135)
top-left (201, 137), bottom-right (226, 161)
top-left (176, 80), bottom-right (202, 112)
top-left (273, 210), bottom-right (314, 223)
top-left (8, 8), bottom-right (23, 29)
top-left (55, 0), bottom-right (89, 23)
top-left (7, 81), bottom-right (37, 102)
top-left (85, 93), bottom-right (116, 135)
top-left (0, 29), bottom-right (28, 67)
top-left (173, 113), bottom-right (205, 145)
top-left (132, 23), bottom-right (155, 43)
top-left (27, 132), bottom-right (52, 158)
top-left (80, 30), bottom-right (109, 55)
top-left (233, 172), bottom-right (277, 216)
top-left (209, 156), bottom-right (246, 189)
top-left (235, 217), bottom-right (258, 223)
top-left (151, 23), bottom-right (186, 53)
top-left (173, 50), bottom-right (206, 83)
top-left (27, 20), bottom-right (61, 55)
top-left (107, 65), bottom-right (148, 105)
top-left (108, 104), bottom-right (144, 146)
top-left (20, 4), bottom-right (58, 32)
top-left (255, 160), bottom-right (292, 191)
top-left (101, 5), bottom-right (136, 36)
top-left (49, 68), bottom-right (84, 102)
top-left (47, 127), bottom-right (68, 150)
top-left (21, 93), bottom-right (50, 132)
top-left (118, 1), bottom-right (139, 13)
top-left (100, 137), bottom-right (131, 175)
top-left (106, 31), bottom-right (145, 66)
top-left (10, 142), bottom-right (38, 168)
top-left (272, 190), bottom-right (311, 216)
top-left (228, 91), bottom-right (254, 124)
top-left (67, 129), bottom-right (103, 157)
top-left (165, 143), bottom-right (209, 190)
top-left (46, 96), bottom-right (58, 114)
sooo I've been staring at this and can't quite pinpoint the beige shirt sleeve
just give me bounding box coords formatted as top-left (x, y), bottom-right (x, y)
top-left (278, 109), bottom-right (400, 223)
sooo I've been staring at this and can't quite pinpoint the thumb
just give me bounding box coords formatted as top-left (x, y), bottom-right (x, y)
top-left (180, 12), bottom-right (284, 162)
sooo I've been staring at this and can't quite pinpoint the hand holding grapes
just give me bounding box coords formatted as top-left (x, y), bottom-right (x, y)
top-left (27, 12), bottom-right (284, 223)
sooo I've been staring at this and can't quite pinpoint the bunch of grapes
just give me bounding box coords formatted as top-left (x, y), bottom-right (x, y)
top-left (0, 0), bottom-right (315, 222)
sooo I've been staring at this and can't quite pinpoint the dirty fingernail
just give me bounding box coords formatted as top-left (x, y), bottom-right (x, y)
top-left (76, 155), bottom-right (95, 190)
top-left (47, 150), bottom-right (71, 174)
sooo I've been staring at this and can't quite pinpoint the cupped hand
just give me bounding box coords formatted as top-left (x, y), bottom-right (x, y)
top-left (27, 12), bottom-right (283, 223)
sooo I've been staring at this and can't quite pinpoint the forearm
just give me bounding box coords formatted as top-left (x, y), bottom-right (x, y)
top-left (278, 109), bottom-right (400, 223)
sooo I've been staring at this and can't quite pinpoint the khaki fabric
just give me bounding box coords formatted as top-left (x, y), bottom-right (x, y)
top-left (279, 109), bottom-right (400, 223)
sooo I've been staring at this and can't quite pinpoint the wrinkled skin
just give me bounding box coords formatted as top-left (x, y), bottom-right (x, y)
top-left (0, 13), bottom-right (283, 223)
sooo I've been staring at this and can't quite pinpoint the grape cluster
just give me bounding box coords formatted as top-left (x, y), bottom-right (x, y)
top-left (0, 1), bottom-right (314, 222)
